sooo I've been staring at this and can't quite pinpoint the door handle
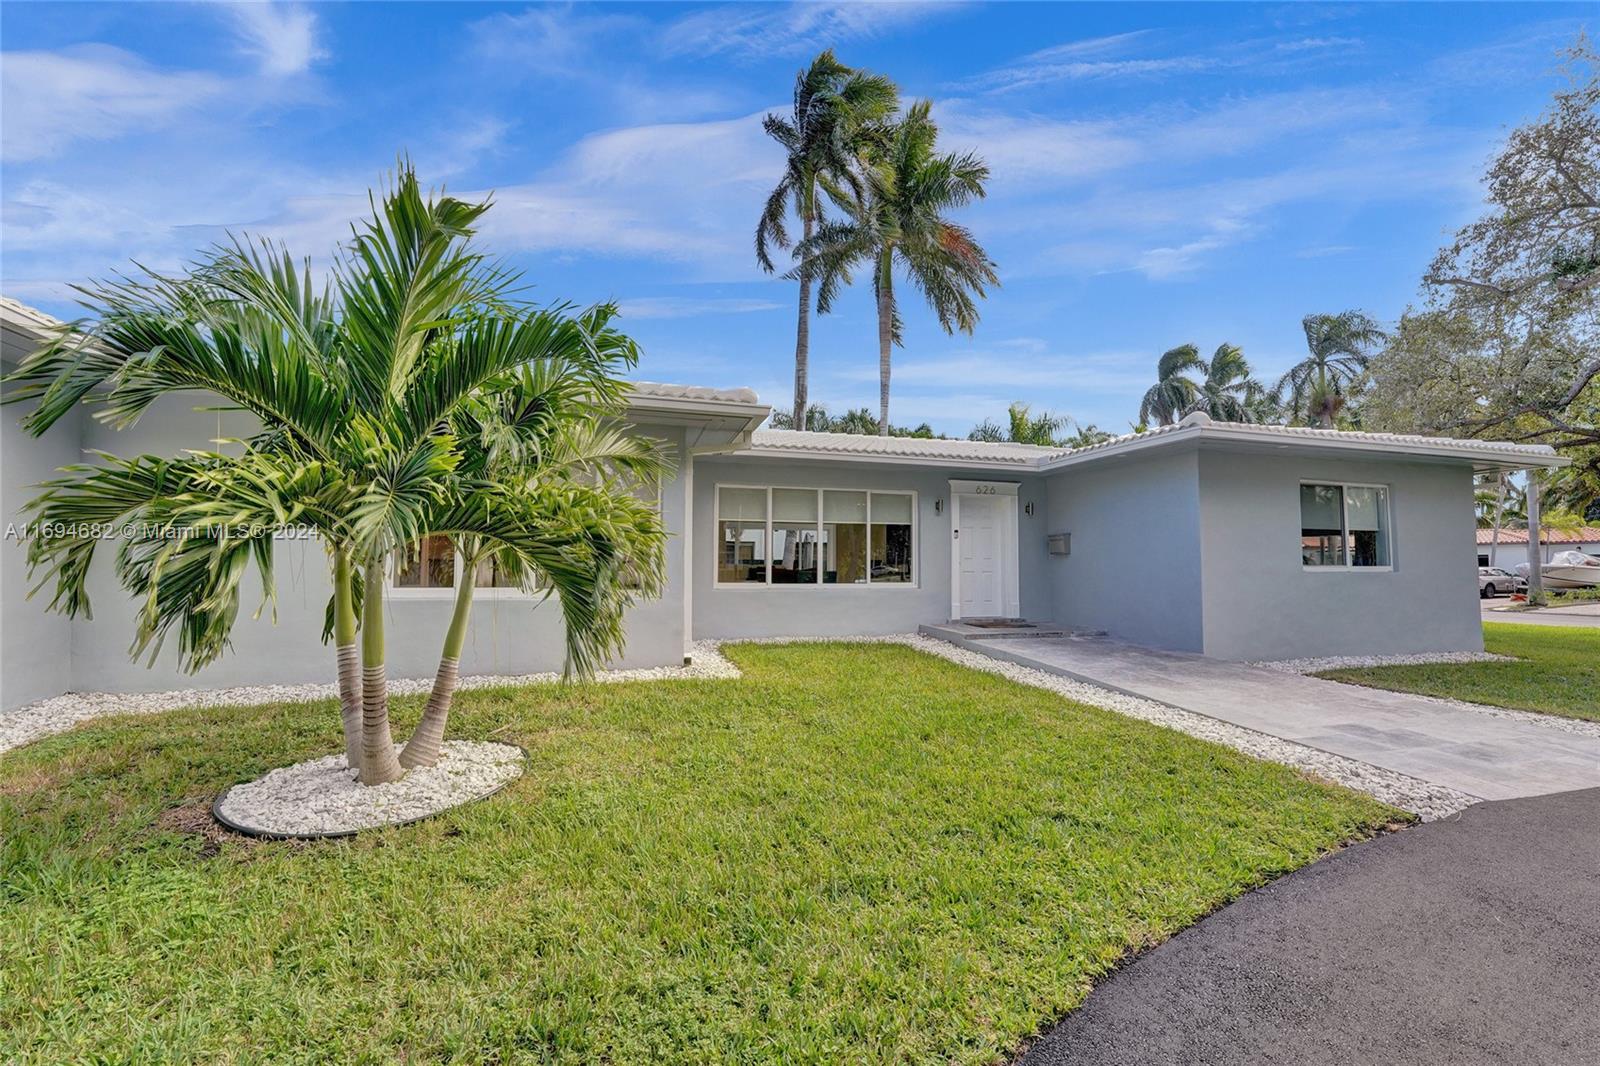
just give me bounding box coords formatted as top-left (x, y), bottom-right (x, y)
top-left (953, 529), bottom-right (959, 539)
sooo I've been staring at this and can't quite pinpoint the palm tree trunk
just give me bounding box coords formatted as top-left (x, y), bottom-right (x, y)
top-left (399, 565), bottom-right (474, 769)
top-left (358, 557), bottom-right (404, 785)
top-left (791, 212), bottom-right (814, 430)
top-left (333, 547), bottom-right (363, 775)
top-left (1489, 475), bottom-right (1508, 567)
top-left (877, 255), bottom-right (894, 436)
top-left (1317, 362), bottom-right (1334, 428)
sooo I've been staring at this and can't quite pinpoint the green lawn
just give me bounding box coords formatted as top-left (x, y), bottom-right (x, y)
top-left (1318, 623), bottom-right (1600, 723)
top-left (2, 643), bottom-right (1395, 1064)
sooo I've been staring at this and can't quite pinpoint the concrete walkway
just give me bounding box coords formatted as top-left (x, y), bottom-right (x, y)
top-left (922, 627), bottom-right (1600, 801)
top-left (1018, 786), bottom-right (1600, 1066)
top-left (1483, 602), bottom-right (1600, 627)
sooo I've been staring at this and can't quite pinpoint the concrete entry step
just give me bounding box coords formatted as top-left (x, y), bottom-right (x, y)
top-left (920, 620), bottom-right (1107, 642)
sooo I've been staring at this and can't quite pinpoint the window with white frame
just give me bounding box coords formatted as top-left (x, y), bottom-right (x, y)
top-left (1300, 482), bottom-right (1391, 568)
top-left (393, 476), bottom-right (661, 594)
top-left (394, 534), bottom-right (520, 592)
top-left (716, 485), bottom-right (916, 586)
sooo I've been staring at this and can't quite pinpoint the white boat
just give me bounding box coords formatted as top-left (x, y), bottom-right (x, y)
top-left (1518, 551), bottom-right (1600, 589)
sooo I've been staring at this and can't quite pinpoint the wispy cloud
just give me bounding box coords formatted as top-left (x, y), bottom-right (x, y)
top-left (1276, 35), bottom-right (1363, 53)
top-left (617, 296), bottom-right (783, 319)
top-left (228, 2), bottom-right (325, 77)
top-left (660, 1), bottom-right (956, 59)
top-left (0, 45), bottom-right (223, 162)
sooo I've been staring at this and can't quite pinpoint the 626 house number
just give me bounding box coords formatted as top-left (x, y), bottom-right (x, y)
top-left (973, 484), bottom-right (997, 495)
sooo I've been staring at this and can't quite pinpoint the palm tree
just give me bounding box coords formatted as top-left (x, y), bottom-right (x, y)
top-left (1187, 343), bottom-right (1266, 422)
top-left (5, 166), bottom-right (669, 787)
top-left (801, 100), bottom-right (999, 435)
top-left (756, 51), bottom-right (897, 430)
top-left (1277, 311), bottom-right (1387, 428)
top-left (968, 402), bottom-right (1066, 445)
top-left (1138, 344), bottom-right (1204, 426)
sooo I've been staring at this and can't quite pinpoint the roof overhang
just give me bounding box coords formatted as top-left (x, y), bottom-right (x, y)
top-left (1037, 417), bottom-right (1568, 478)
top-left (624, 386), bottom-right (770, 454)
top-left (733, 445), bottom-right (1045, 473)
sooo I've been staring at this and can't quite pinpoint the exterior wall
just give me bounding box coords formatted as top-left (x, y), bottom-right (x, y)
top-left (690, 455), bottom-right (1051, 639)
top-left (1041, 450), bottom-right (1205, 652)
top-left (6, 390), bottom-right (689, 701)
top-left (2, 376), bottom-right (79, 709)
top-left (1198, 450), bottom-right (1483, 660)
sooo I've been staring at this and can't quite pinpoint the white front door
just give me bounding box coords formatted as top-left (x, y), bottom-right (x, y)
top-left (958, 494), bottom-right (1004, 617)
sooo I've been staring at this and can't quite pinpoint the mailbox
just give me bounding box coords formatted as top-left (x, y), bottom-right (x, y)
top-left (1047, 532), bottom-right (1071, 556)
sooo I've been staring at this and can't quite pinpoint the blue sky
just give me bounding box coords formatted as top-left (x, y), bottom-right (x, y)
top-left (0, 2), bottom-right (1586, 435)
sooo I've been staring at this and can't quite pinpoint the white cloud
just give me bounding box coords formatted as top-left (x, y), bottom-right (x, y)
top-left (0, 45), bottom-right (223, 162)
top-left (660, 1), bottom-right (956, 59)
top-left (616, 296), bottom-right (783, 319)
top-left (229, 3), bottom-right (325, 77)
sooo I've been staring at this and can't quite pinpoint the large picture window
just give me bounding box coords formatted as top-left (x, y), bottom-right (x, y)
top-left (716, 485), bottom-right (916, 587)
top-left (1300, 482), bottom-right (1391, 569)
top-left (394, 534), bottom-right (521, 592)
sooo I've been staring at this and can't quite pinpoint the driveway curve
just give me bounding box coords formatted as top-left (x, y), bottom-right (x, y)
top-left (1018, 787), bottom-right (1600, 1066)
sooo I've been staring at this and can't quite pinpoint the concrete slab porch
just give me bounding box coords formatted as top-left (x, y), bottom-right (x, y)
top-left (920, 626), bottom-right (1600, 802)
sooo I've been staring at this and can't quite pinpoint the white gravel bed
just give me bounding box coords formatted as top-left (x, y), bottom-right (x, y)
top-left (1251, 651), bottom-right (1515, 674)
top-left (0, 642), bottom-right (739, 758)
top-left (215, 740), bottom-right (525, 838)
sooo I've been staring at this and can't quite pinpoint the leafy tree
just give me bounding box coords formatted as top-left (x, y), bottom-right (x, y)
top-left (769, 403), bottom-right (937, 437)
top-left (967, 402), bottom-right (1115, 448)
top-left (1187, 343), bottom-right (1269, 422)
top-left (756, 51), bottom-right (897, 431)
top-left (1365, 36), bottom-right (1597, 448)
top-left (1138, 344), bottom-right (1204, 427)
top-left (4, 167), bottom-right (668, 786)
top-left (800, 101), bottom-right (999, 435)
top-left (1277, 311), bottom-right (1386, 427)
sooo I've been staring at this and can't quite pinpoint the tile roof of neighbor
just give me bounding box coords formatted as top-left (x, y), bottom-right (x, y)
top-left (1476, 526), bottom-right (1600, 545)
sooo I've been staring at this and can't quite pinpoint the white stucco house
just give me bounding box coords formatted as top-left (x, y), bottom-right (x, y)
top-left (1, 296), bottom-right (1569, 711)
top-left (1476, 525), bottom-right (1600, 567)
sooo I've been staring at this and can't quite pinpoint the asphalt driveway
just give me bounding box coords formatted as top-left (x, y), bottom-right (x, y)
top-left (1018, 787), bottom-right (1600, 1066)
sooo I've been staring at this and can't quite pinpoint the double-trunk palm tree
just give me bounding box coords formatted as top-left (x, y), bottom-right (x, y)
top-left (1278, 311), bottom-right (1387, 428)
top-left (6, 167), bottom-right (669, 787)
top-left (1140, 342), bottom-right (1270, 426)
top-left (756, 50), bottom-right (897, 430)
top-left (800, 100), bottom-right (999, 435)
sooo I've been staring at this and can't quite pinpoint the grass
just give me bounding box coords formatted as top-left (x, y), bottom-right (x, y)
top-left (1318, 623), bottom-right (1600, 723)
top-left (2, 642), bottom-right (1396, 1064)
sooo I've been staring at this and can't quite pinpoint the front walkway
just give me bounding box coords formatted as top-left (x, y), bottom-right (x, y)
top-left (1483, 601), bottom-right (1600, 628)
top-left (1018, 786), bottom-right (1600, 1066)
top-left (922, 627), bottom-right (1600, 801)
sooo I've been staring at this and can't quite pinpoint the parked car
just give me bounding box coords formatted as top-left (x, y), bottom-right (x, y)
top-left (1478, 566), bottom-right (1526, 598)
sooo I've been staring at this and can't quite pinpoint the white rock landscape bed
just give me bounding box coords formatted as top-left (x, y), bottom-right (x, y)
top-left (214, 741), bottom-right (527, 839)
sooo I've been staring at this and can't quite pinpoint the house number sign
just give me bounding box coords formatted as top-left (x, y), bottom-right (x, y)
top-left (973, 484), bottom-right (997, 494)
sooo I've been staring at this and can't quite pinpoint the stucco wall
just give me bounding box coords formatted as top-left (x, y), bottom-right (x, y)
top-left (690, 455), bottom-right (1051, 639)
top-left (6, 391), bottom-right (689, 701)
top-left (2, 370), bottom-right (79, 709)
top-left (1197, 449), bottom-right (1483, 660)
top-left (1041, 449), bottom-right (1205, 651)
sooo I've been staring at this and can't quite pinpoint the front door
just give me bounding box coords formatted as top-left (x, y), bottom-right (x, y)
top-left (957, 493), bottom-right (1004, 617)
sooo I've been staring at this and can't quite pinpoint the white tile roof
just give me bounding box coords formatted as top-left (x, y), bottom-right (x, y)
top-left (748, 429), bottom-right (1061, 466)
top-left (628, 381), bottom-right (761, 405)
top-left (0, 295), bottom-right (70, 337)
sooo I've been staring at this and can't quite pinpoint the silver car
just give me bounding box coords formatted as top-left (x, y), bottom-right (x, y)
top-left (1478, 566), bottom-right (1525, 598)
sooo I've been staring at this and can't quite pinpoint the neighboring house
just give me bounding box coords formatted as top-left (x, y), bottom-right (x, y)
top-left (1476, 526), bottom-right (1600, 567)
top-left (1, 296), bottom-right (1568, 710)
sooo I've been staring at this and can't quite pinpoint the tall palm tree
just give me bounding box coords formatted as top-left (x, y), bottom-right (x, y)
top-left (1138, 344), bottom-right (1204, 426)
top-left (801, 100), bottom-right (999, 435)
top-left (1187, 343), bottom-right (1265, 422)
top-left (1277, 311), bottom-right (1387, 428)
top-left (5, 166), bottom-right (669, 788)
top-left (968, 402), bottom-right (1071, 445)
top-left (755, 51), bottom-right (897, 430)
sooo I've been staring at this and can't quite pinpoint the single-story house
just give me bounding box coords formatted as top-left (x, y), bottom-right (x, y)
top-left (1, 296), bottom-right (1568, 710)
top-left (1476, 525), bottom-right (1600, 567)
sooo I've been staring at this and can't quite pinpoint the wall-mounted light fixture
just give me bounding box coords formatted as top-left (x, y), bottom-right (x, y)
top-left (1024, 501), bottom-right (1035, 517)
top-left (934, 497), bottom-right (944, 515)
